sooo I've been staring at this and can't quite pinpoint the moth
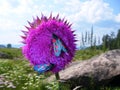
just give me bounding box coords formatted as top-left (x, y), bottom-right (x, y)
top-left (52, 34), bottom-right (67, 56)
top-left (34, 63), bottom-right (54, 74)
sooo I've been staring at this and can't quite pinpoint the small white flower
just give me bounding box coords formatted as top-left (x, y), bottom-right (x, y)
top-left (4, 81), bottom-right (9, 85)
top-left (22, 87), bottom-right (27, 89)
top-left (7, 83), bottom-right (16, 88)
top-left (29, 82), bottom-right (32, 85)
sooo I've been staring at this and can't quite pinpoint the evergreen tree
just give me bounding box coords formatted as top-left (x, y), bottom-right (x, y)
top-left (81, 33), bottom-right (85, 46)
top-left (90, 26), bottom-right (93, 48)
top-left (102, 29), bottom-right (120, 50)
top-left (7, 44), bottom-right (12, 48)
top-left (116, 29), bottom-right (120, 48)
top-left (102, 34), bottom-right (110, 50)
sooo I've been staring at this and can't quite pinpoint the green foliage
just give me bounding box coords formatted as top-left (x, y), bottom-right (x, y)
top-left (46, 81), bottom-right (69, 90)
top-left (80, 26), bottom-right (100, 50)
top-left (116, 29), bottom-right (120, 49)
top-left (7, 44), bottom-right (12, 48)
top-left (81, 27), bottom-right (120, 52)
top-left (0, 48), bottom-right (23, 59)
top-left (46, 81), bottom-right (59, 90)
top-left (0, 59), bottom-right (48, 90)
top-left (73, 49), bottom-right (103, 61)
top-left (90, 26), bottom-right (94, 47)
top-left (102, 29), bottom-right (120, 50)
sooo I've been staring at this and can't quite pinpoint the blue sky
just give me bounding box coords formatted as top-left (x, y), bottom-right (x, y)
top-left (0, 0), bottom-right (120, 47)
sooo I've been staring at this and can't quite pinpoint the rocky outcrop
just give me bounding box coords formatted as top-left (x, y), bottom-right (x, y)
top-left (0, 52), bottom-right (9, 59)
top-left (47, 49), bottom-right (120, 88)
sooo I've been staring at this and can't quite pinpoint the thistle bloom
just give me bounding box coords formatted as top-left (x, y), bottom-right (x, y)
top-left (21, 14), bottom-right (76, 73)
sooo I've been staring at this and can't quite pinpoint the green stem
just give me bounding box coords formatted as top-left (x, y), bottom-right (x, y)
top-left (55, 72), bottom-right (60, 80)
top-left (55, 72), bottom-right (61, 90)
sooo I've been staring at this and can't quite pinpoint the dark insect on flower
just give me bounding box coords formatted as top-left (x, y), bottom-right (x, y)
top-left (52, 34), bottom-right (67, 57)
top-left (34, 63), bottom-right (54, 74)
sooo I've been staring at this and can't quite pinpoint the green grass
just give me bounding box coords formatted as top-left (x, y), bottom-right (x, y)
top-left (0, 48), bottom-right (23, 59)
top-left (73, 49), bottom-right (103, 61)
top-left (0, 59), bottom-right (48, 90)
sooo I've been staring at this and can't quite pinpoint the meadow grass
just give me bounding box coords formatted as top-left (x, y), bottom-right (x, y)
top-left (0, 59), bottom-right (48, 90)
top-left (73, 49), bottom-right (103, 61)
top-left (0, 48), bottom-right (23, 59)
top-left (0, 48), bottom-right (120, 90)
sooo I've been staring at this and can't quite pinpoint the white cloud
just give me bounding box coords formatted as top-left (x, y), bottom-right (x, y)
top-left (0, 0), bottom-right (115, 24)
top-left (115, 13), bottom-right (120, 23)
top-left (0, 0), bottom-right (40, 17)
top-left (0, 0), bottom-right (119, 45)
top-left (0, 0), bottom-right (12, 16)
top-left (65, 0), bottom-right (114, 24)
top-left (0, 19), bottom-right (17, 31)
top-left (0, 33), bottom-right (21, 44)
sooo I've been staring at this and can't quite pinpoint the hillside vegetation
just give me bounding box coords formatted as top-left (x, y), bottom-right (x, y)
top-left (0, 48), bottom-right (23, 59)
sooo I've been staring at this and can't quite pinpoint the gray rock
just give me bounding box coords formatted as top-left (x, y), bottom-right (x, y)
top-left (0, 52), bottom-right (13, 59)
top-left (47, 49), bottom-right (120, 88)
top-left (0, 52), bottom-right (9, 59)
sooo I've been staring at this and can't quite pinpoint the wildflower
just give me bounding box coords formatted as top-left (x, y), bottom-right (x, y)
top-left (21, 13), bottom-right (76, 73)
top-left (7, 82), bottom-right (16, 88)
top-left (29, 82), bottom-right (32, 85)
top-left (4, 81), bottom-right (9, 85)
top-left (22, 86), bottom-right (27, 90)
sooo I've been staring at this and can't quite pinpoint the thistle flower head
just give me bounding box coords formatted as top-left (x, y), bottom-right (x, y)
top-left (21, 14), bottom-right (76, 72)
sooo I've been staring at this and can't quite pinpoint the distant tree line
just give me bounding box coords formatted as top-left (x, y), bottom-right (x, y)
top-left (7, 44), bottom-right (12, 48)
top-left (81, 27), bottom-right (120, 51)
top-left (81, 26), bottom-right (100, 50)
top-left (102, 29), bottom-right (120, 50)
top-left (0, 44), bottom-right (12, 48)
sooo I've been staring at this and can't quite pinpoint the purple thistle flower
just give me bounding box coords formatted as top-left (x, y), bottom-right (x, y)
top-left (21, 14), bottom-right (76, 73)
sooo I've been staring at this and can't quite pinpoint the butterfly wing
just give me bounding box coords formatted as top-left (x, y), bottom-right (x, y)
top-left (61, 42), bottom-right (67, 53)
top-left (53, 39), bottom-right (62, 56)
top-left (34, 64), bottom-right (54, 74)
top-left (53, 38), bottom-right (67, 56)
